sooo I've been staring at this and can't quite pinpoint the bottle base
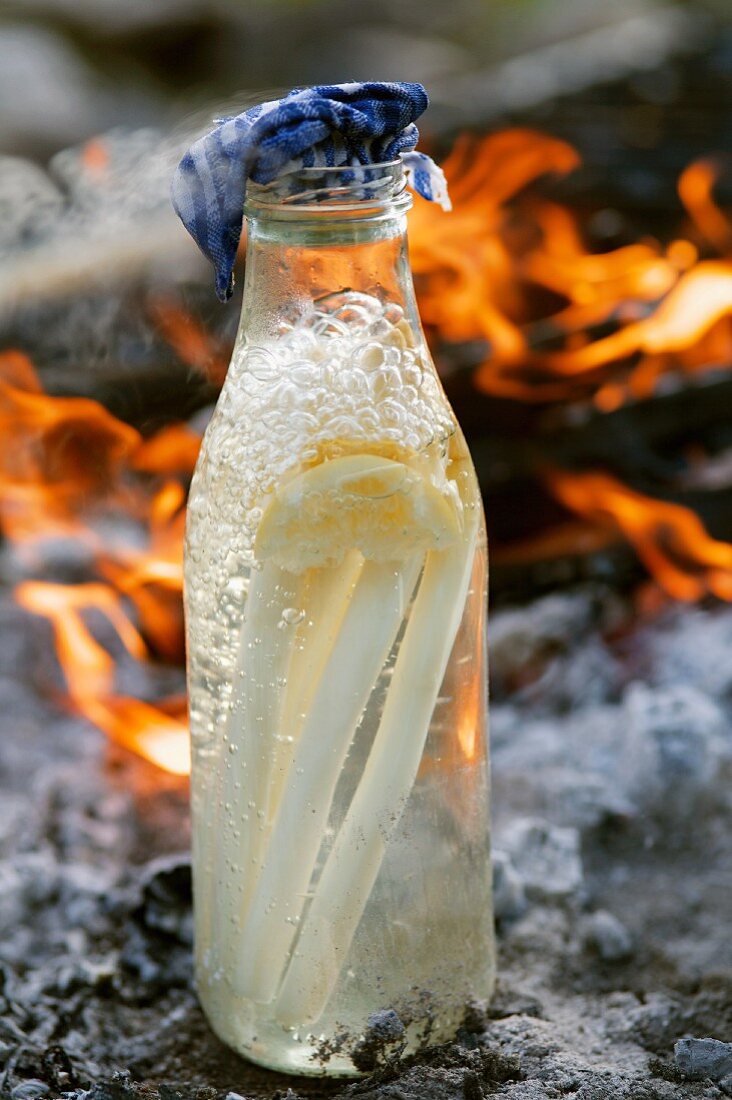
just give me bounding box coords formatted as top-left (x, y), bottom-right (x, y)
top-left (200, 1000), bottom-right (363, 1076)
top-left (233, 1043), bottom-right (362, 1078)
top-left (198, 967), bottom-right (497, 1078)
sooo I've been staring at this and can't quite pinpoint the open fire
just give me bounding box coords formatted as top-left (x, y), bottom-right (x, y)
top-left (2, 129), bottom-right (731, 775)
top-left (0, 349), bottom-right (193, 773)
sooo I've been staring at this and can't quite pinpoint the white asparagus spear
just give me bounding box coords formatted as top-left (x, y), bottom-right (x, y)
top-left (230, 554), bottom-right (423, 1003)
top-left (265, 552), bottom-right (364, 838)
top-left (205, 554), bottom-right (361, 973)
top-left (212, 560), bottom-right (300, 970)
top-left (190, 768), bottom-right (218, 971)
top-left (275, 479), bottom-right (481, 1027)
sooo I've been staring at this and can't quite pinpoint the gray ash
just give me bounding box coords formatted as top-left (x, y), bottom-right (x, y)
top-left (349, 1011), bottom-right (406, 1074)
top-left (0, 587), bottom-right (730, 1100)
top-left (343, 1039), bottom-right (521, 1100)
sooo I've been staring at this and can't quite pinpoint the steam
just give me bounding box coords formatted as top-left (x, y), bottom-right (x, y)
top-left (0, 127), bottom-right (209, 318)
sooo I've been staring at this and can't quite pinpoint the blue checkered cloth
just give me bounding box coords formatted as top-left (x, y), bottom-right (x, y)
top-left (171, 82), bottom-right (450, 301)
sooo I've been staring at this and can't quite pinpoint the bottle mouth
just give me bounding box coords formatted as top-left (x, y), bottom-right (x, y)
top-left (245, 160), bottom-right (412, 218)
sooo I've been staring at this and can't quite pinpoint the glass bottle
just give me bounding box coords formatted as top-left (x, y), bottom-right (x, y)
top-left (184, 162), bottom-right (495, 1076)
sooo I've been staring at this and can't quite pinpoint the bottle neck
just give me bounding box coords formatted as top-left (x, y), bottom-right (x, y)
top-left (235, 163), bottom-right (422, 347)
top-left (238, 210), bottom-right (421, 345)
top-left (225, 169), bottom-right (456, 465)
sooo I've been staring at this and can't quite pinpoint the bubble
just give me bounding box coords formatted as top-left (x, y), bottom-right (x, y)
top-left (383, 302), bottom-right (405, 325)
top-left (247, 347), bottom-right (280, 382)
top-left (333, 303), bottom-right (376, 329)
top-left (381, 398), bottom-right (406, 426)
top-left (321, 289), bottom-right (382, 321)
top-left (403, 362), bottom-right (424, 389)
top-left (343, 367), bottom-right (370, 396)
top-left (310, 314), bottom-right (350, 339)
top-left (261, 408), bottom-right (284, 430)
top-left (281, 607), bottom-right (306, 626)
top-left (352, 341), bottom-right (387, 373)
top-left (328, 415), bottom-right (363, 439)
top-left (369, 316), bottom-right (395, 340)
top-left (289, 411), bottom-right (320, 434)
top-left (369, 366), bottom-right (401, 402)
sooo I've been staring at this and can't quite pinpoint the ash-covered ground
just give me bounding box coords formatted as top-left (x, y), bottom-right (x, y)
top-left (0, 582), bottom-right (730, 1100)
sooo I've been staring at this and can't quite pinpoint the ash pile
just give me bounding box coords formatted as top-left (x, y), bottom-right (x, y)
top-left (0, 581), bottom-right (730, 1100)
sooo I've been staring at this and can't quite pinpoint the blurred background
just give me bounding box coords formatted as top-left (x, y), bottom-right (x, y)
top-left (1, 0), bottom-right (730, 157)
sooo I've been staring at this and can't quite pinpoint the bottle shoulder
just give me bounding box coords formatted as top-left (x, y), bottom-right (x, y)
top-left (186, 294), bottom-right (481, 566)
top-left (199, 318), bottom-right (458, 480)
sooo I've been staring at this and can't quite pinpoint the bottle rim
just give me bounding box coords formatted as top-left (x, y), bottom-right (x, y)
top-left (244, 160), bottom-right (412, 218)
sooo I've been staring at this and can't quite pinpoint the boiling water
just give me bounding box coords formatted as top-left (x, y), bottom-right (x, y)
top-left (185, 293), bottom-right (494, 1074)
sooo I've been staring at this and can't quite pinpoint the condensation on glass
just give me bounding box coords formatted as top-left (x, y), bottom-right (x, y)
top-left (184, 162), bottom-right (495, 1076)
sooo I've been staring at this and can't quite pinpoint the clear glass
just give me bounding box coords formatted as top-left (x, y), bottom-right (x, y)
top-left (184, 163), bottom-right (495, 1076)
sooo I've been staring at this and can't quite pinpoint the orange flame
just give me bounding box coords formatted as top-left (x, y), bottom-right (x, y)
top-left (149, 295), bottom-right (228, 385)
top-left (409, 133), bottom-right (731, 407)
top-left (0, 351), bottom-right (197, 774)
top-left (100, 480), bottom-right (186, 664)
top-left (535, 261), bottom-right (732, 376)
top-left (0, 351), bottom-right (139, 548)
top-left (409, 131), bottom-right (581, 364)
top-left (15, 580), bottom-right (189, 774)
top-left (679, 159), bottom-right (732, 254)
top-left (547, 470), bottom-right (732, 602)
